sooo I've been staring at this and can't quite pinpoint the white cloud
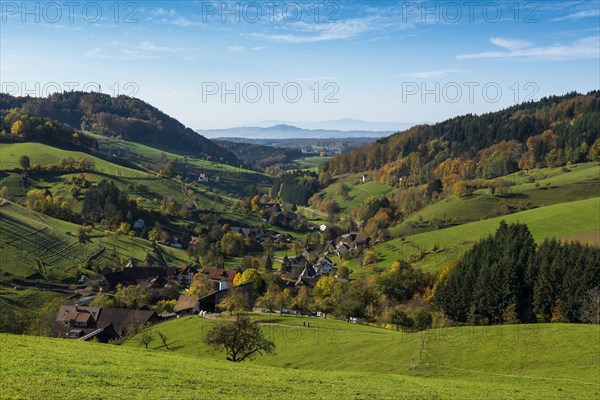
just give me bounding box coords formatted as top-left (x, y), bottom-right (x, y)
top-left (155, 8), bottom-right (177, 16)
top-left (139, 41), bottom-right (177, 52)
top-left (227, 46), bottom-right (245, 52)
top-left (170, 16), bottom-right (202, 28)
top-left (457, 36), bottom-right (600, 60)
top-left (249, 16), bottom-right (395, 44)
top-left (490, 37), bottom-right (532, 50)
top-left (85, 42), bottom-right (181, 60)
top-left (405, 69), bottom-right (463, 78)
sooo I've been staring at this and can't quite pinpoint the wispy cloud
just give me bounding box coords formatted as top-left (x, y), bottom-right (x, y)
top-left (139, 41), bottom-right (178, 52)
top-left (457, 36), bottom-right (599, 60)
top-left (490, 37), bottom-right (532, 50)
top-left (404, 69), bottom-right (463, 79)
top-left (227, 46), bottom-right (266, 52)
top-left (249, 15), bottom-right (399, 44)
top-left (553, 8), bottom-right (600, 21)
top-left (85, 41), bottom-right (182, 60)
top-left (170, 16), bottom-right (203, 28)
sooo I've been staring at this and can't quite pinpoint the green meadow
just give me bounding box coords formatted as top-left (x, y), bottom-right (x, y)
top-left (1, 317), bottom-right (598, 399)
top-left (349, 197), bottom-right (600, 275)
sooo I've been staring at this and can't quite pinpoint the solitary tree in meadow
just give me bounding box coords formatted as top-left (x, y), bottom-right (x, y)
top-left (205, 315), bottom-right (275, 362)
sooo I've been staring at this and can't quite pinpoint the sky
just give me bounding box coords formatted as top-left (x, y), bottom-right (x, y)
top-left (1, 0), bottom-right (599, 129)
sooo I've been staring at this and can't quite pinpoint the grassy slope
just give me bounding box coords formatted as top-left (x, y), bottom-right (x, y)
top-left (0, 286), bottom-right (68, 312)
top-left (91, 134), bottom-right (271, 196)
top-left (292, 155), bottom-right (331, 173)
top-left (322, 175), bottom-right (397, 211)
top-left (0, 142), bottom-right (147, 178)
top-left (354, 197), bottom-right (600, 274)
top-left (126, 315), bottom-right (600, 382)
top-left (2, 319), bottom-right (597, 399)
top-left (396, 163), bottom-right (600, 234)
top-left (0, 200), bottom-right (191, 281)
top-left (0, 142), bottom-right (235, 210)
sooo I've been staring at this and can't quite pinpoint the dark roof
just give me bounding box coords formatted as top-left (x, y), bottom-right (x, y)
top-left (174, 295), bottom-right (199, 313)
top-left (339, 233), bottom-right (370, 247)
top-left (56, 306), bottom-right (100, 324)
top-left (197, 282), bottom-right (254, 313)
top-left (201, 268), bottom-right (236, 285)
top-left (101, 267), bottom-right (174, 288)
top-left (96, 308), bottom-right (158, 336)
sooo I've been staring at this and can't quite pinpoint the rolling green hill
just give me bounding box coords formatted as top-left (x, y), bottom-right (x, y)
top-left (0, 92), bottom-right (239, 165)
top-left (346, 197), bottom-right (600, 275)
top-left (127, 315), bottom-right (600, 382)
top-left (2, 319), bottom-right (597, 399)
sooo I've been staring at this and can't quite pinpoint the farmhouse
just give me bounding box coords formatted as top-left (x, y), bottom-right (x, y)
top-left (176, 265), bottom-right (196, 286)
top-left (200, 267), bottom-right (236, 289)
top-left (198, 282), bottom-right (254, 313)
top-left (313, 257), bottom-right (336, 275)
top-left (283, 255), bottom-right (311, 278)
top-left (52, 306), bottom-right (159, 342)
top-left (336, 232), bottom-right (371, 255)
top-left (173, 295), bottom-right (200, 314)
top-left (173, 282), bottom-right (254, 314)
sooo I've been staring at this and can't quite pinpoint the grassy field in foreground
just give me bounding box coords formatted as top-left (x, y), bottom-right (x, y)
top-left (355, 197), bottom-right (600, 274)
top-left (126, 315), bottom-right (600, 383)
top-left (2, 320), bottom-right (599, 399)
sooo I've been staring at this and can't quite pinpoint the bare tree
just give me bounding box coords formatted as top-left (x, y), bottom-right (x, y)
top-left (581, 287), bottom-right (600, 324)
top-left (156, 330), bottom-right (170, 350)
top-left (205, 315), bottom-right (275, 362)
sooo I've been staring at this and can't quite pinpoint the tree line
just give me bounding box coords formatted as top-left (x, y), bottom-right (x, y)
top-left (434, 222), bottom-right (600, 324)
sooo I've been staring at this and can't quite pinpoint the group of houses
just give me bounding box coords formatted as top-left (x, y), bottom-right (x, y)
top-left (89, 262), bottom-right (195, 292)
top-left (57, 230), bottom-right (371, 342)
top-left (228, 225), bottom-right (292, 244)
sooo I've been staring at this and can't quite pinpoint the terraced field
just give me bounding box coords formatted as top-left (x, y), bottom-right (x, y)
top-left (0, 200), bottom-right (192, 281)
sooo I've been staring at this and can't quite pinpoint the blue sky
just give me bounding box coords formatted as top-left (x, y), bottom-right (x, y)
top-left (1, 0), bottom-right (599, 129)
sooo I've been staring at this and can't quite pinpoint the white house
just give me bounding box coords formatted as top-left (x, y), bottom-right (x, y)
top-left (319, 224), bottom-right (327, 232)
top-left (314, 257), bottom-right (336, 275)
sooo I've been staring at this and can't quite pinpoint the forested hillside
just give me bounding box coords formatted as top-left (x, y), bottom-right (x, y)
top-left (0, 92), bottom-right (238, 165)
top-left (215, 140), bottom-right (303, 169)
top-left (322, 92), bottom-right (600, 186)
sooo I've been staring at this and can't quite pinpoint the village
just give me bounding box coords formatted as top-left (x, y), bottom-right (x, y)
top-left (51, 229), bottom-right (372, 343)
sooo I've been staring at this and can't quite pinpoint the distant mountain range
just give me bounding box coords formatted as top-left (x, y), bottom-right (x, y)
top-left (197, 123), bottom-right (407, 140)
top-left (253, 119), bottom-right (416, 132)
